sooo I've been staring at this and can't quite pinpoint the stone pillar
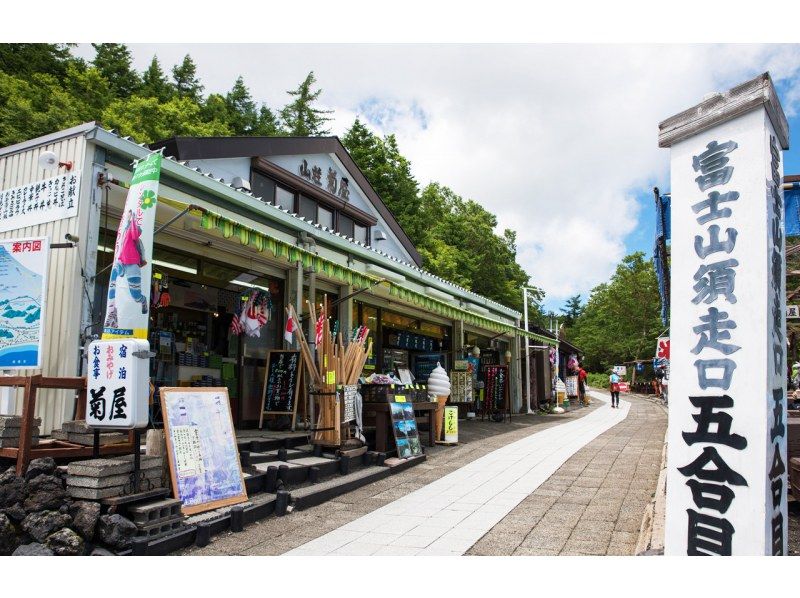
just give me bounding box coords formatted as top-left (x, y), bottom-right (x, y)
top-left (659, 72), bottom-right (789, 555)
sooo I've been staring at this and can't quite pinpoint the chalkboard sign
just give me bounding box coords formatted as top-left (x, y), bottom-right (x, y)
top-left (484, 365), bottom-right (509, 411)
top-left (259, 350), bottom-right (301, 428)
top-left (160, 387), bottom-right (248, 515)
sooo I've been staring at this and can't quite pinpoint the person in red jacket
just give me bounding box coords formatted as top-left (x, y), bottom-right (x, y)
top-left (578, 366), bottom-right (588, 405)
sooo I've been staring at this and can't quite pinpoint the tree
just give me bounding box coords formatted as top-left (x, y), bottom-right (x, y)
top-left (253, 105), bottom-right (283, 136)
top-left (560, 294), bottom-right (583, 327)
top-left (102, 96), bottom-right (231, 144)
top-left (0, 72), bottom-right (82, 146)
top-left (0, 43), bottom-right (75, 79)
top-left (172, 55), bottom-right (203, 102)
top-left (92, 43), bottom-right (140, 97)
top-left (280, 71), bottom-right (332, 136)
top-left (342, 119), bottom-right (423, 244)
top-left (140, 56), bottom-right (174, 102)
top-left (570, 252), bottom-right (662, 372)
top-left (225, 76), bottom-right (258, 135)
top-left (64, 64), bottom-right (113, 122)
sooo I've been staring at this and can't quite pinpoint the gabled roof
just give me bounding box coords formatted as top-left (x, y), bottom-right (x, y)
top-left (149, 135), bottom-right (422, 266)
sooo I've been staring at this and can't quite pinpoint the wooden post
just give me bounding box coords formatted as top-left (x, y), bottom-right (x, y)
top-left (16, 374), bottom-right (40, 475)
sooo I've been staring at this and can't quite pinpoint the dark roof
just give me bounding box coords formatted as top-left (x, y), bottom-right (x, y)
top-left (149, 136), bottom-right (422, 266)
top-left (528, 324), bottom-right (583, 354)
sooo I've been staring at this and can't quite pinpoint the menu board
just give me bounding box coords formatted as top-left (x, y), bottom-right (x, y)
top-left (261, 350), bottom-right (301, 415)
top-left (389, 401), bottom-right (423, 458)
top-left (484, 365), bottom-right (508, 411)
top-left (450, 370), bottom-right (473, 403)
top-left (160, 387), bottom-right (247, 515)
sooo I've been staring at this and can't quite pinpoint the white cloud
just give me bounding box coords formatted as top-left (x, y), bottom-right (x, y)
top-left (77, 43), bottom-right (800, 306)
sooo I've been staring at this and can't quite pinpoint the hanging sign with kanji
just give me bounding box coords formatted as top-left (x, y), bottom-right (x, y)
top-left (0, 173), bottom-right (80, 233)
top-left (656, 337), bottom-right (670, 360)
top-left (86, 339), bottom-right (150, 429)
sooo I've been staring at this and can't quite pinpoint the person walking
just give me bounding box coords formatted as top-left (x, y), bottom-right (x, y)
top-left (578, 365), bottom-right (588, 405)
top-left (609, 370), bottom-right (620, 408)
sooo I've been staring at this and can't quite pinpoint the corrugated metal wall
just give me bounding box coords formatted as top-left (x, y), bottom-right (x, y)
top-left (0, 134), bottom-right (89, 433)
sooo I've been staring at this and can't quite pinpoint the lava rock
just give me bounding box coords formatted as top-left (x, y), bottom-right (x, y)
top-left (3, 503), bottom-right (26, 522)
top-left (0, 477), bottom-right (27, 508)
top-left (69, 501), bottom-right (101, 541)
top-left (23, 474), bottom-right (65, 512)
top-left (12, 543), bottom-right (54, 556)
top-left (98, 514), bottom-right (137, 550)
top-left (0, 467), bottom-right (17, 485)
top-left (89, 546), bottom-right (115, 556)
top-left (25, 458), bottom-right (56, 480)
top-left (21, 510), bottom-right (71, 543)
top-left (46, 527), bottom-right (85, 556)
top-left (0, 513), bottom-right (18, 556)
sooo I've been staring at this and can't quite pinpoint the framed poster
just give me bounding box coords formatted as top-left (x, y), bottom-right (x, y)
top-left (259, 350), bottom-right (301, 428)
top-left (160, 387), bottom-right (247, 515)
top-left (0, 236), bottom-right (49, 369)
top-left (389, 401), bottom-right (423, 459)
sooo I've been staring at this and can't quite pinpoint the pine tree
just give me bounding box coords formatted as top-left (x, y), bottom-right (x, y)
top-left (560, 295), bottom-right (584, 327)
top-left (254, 105), bottom-right (283, 136)
top-left (225, 76), bottom-right (258, 135)
top-left (0, 43), bottom-right (75, 79)
top-left (172, 55), bottom-right (204, 102)
top-left (140, 56), bottom-right (174, 102)
top-left (280, 71), bottom-right (332, 136)
top-left (91, 43), bottom-right (140, 97)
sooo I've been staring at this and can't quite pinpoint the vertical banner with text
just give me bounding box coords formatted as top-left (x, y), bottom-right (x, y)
top-left (102, 152), bottom-right (162, 339)
top-left (661, 74), bottom-right (789, 555)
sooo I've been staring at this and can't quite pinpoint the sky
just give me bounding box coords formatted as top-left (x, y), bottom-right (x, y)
top-left (73, 43), bottom-right (800, 313)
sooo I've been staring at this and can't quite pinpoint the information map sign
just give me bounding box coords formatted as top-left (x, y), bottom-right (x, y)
top-left (0, 237), bottom-right (49, 369)
top-left (160, 387), bottom-right (247, 515)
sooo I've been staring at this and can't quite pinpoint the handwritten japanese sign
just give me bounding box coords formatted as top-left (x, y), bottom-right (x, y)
top-left (86, 339), bottom-right (149, 429)
top-left (664, 101), bottom-right (788, 555)
top-left (0, 173), bottom-right (80, 233)
top-left (160, 388), bottom-right (247, 515)
top-left (0, 237), bottom-right (49, 369)
top-left (261, 350), bottom-right (300, 414)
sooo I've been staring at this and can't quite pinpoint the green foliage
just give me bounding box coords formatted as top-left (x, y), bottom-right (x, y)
top-left (280, 71), bottom-right (332, 136)
top-left (172, 55), bottom-right (204, 102)
top-left (560, 294), bottom-right (583, 327)
top-left (225, 76), bottom-right (259, 135)
top-left (570, 252), bottom-right (663, 372)
top-left (102, 96), bottom-right (231, 144)
top-left (141, 57), bottom-right (174, 102)
top-left (0, 43), bottom-right (76, 79)
top-left (92, 44), bottom-right (140, 98)
top-left (585, 372), bottom-right (610, 389)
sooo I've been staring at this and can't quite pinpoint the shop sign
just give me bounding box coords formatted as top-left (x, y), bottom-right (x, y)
top-left (86, 339), bottom-right (150, 429)
top-left (444, 406), bottom-right (458, 443)
top-left (787, 305), bottom-right (799, 319)
top-left (298, 159), bottom-right (350, 200)
top-left (663, 90), bottom-right (788, 555)
top-left (0, 236), bottom-right (49, 369)
top-left (102, 152), bottom-right (162, 340)
top-left (611, 365), bottom-right (626, 377)
top-left (0, 173), bottom-right (80, 233)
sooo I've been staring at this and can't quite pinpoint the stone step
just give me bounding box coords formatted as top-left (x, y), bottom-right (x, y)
top-left (0, 415), bottom-right (42, 428)
top-left (67, 477), bottom-right (165, 500)
top-left (67, 455), bottom-right (160, 478)
top-left (0, 427), bottom-right (40, 438)
top-left (67, 468), bottom-right (161, 489)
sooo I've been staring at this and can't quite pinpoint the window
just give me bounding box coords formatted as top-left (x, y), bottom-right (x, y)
top-left (251, 172), bottom-right (275, 204)
top-left (275, 186), bottom-right (296, 212)
top-left (354, 223), bottom-right (368, 245)
top-left (299, 195), bottom-right (317, 222)
top-left (317, 205), bottom-right (334, 229)
top-left (338, 213), bottom-right (354, 238)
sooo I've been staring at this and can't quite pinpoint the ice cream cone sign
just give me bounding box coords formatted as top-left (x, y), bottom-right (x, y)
top-left (427, 363), bottom-right (451, 441)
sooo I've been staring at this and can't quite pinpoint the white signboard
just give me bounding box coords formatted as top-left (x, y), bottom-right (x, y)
top-left (0, 173), bottom-right (80, 233)
top-left (102, 152), bottom-right (162, 340)
top-left (787, 305), bottom-right (799, 319)
top-left (611, 365), bottom-right (626, 377)
top-left (663, 91), bottom-right (788, 555)
top-left (86, 339), bottom-right (150, 429)
top-left (0, 236), bottom-right (49, 369)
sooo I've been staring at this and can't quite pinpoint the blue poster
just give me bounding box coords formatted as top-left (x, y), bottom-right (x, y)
top-left (0, 237), bottom-right (49, 369)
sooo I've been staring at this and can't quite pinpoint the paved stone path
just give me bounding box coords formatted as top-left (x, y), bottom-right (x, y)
top-left (285, 391), bottom-right (631, 555)
top-left (467, 392), bottom-right (667, 555)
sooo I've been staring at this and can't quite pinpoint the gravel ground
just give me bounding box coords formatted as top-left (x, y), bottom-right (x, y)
top-left (789, 499), bottom-right (799, 556)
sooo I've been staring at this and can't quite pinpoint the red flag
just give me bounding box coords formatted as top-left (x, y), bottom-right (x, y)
top-left (284, 313), bottom-right (296, 344)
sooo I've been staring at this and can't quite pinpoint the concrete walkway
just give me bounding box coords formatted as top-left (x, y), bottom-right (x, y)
top-left (284, 391), bottom-right (630, 556)
top-left (467, 391), bottom-right (667, 555)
